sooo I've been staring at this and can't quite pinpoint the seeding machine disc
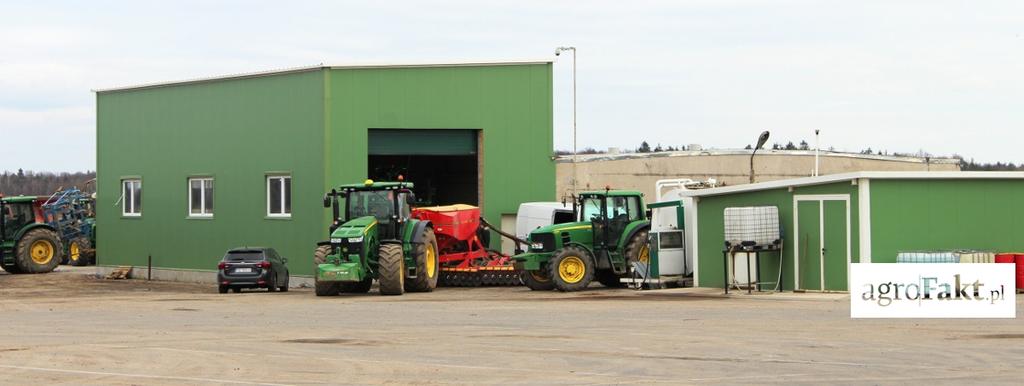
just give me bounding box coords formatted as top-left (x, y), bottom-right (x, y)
top-left (439, 266), bottom-right (522, 287)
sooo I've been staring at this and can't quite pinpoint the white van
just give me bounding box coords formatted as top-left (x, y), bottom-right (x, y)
top-left (514, 202), bottom-right (575, 245)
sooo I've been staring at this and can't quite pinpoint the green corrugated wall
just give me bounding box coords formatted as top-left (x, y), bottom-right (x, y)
top-left (325, 65), bottom-right (554, 243)
top-left (869, 179), bottom-right (1024, 261)
top-left (96, 70), bottom-right (326, 275)
top-left (694, 182), bottom-right (859, 290)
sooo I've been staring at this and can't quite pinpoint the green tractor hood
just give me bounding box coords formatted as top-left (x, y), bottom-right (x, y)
top-left (330, 215), bottom-right (378, 239)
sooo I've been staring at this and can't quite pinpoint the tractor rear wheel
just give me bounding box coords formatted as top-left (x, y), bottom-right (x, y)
top-left (313, 245), bottom-right (339, 296)
top-left (548, 246), bottom-right (594, 292)
top-left (377, 244), bottom-right (405, 295)
top-left (405, 228), bottom-right (439, 293)
top-left (339, 277), bottom-right (372, 293)
top-left (68, 237), bottom-right (92, 267)
top-left (624, 229), bottom-right (650, 268)
top-left (521, 269), bottom-right (555, 291)
top-left (15, 228), bottom-right (62, 274)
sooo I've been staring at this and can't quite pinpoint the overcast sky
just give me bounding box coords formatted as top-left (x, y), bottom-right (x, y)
top-left (2, 1), bottom-right (1022, 172)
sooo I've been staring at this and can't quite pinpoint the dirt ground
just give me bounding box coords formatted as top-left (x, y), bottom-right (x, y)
top-left (1, 267), bottom-right (1022, 385)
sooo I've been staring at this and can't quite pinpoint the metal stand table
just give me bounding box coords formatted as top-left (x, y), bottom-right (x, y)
top-left (722, 243), bottom-right (783, 294)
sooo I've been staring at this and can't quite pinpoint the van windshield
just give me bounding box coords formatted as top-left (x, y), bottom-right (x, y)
top-left (225, 252), bottom-right (264, 262)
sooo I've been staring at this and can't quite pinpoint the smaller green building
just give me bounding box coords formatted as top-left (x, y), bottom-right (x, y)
top-left (681, 172), bottom-right (1024, 292)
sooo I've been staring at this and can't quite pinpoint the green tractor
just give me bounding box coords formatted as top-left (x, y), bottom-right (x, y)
top-left (1, 196), bottom-right (63, 274)
top-left (313, 180), bottom-right (439, 296)
top-left (513, 189), bottom-right (650, 291)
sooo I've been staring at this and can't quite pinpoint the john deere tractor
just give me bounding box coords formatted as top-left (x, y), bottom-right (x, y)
top-left (1, 196), bottom-right (63, 274)
top-left (513, 189), bottom-right (650, 291)
top-left (313, 180), bottom-right (439, 296)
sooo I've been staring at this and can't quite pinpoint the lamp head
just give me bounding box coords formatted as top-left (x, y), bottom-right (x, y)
top-left (755, 131), bottom-right (770, 150)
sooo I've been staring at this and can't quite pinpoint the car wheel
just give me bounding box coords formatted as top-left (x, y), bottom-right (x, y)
top-left (232, 287), bottom-right (241, 293)
top-left (218, 285), bottom-right (228, 294)
top-left (267, 271), bottom-right (277, 292)
top-left (279, 270), bottom-right (289, 292)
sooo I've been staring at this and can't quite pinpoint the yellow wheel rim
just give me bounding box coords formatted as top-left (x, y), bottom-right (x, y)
top-left (399, 260), bottom-right (405, 287)
top-left (30, 240), bottom-right (55, 265)
top-left (557, 256), bottom-right (586, 284)
top-left (425, 243), bottom-right (436, 279)
top-left (638, 244), bottom-right (650, 264)
top-left (70, 243), bottom-right (81, 261)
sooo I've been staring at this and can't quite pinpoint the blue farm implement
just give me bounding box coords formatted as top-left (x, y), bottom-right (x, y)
top-left (41, 187), bottom-right (96, 266)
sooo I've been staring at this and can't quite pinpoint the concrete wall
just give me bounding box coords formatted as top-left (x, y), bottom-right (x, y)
top-left (556, 151), bottom-right (959, 199)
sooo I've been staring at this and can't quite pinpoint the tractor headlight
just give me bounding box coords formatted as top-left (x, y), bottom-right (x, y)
top-left (531, 242), bottom-right (544, 250)
top-left (348, 236), bottom-right (364, 243)
top-left (330, 238), bottom-right (343, 244)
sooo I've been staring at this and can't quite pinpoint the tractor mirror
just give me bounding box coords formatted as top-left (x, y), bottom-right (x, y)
top-left (322, 193), bottom-right (331, 208)
top-left (406, 192), bottom-right (417, 205)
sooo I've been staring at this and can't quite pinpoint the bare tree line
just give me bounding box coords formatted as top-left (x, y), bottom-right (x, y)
top-left (0, 170), bottom-right (96, 197)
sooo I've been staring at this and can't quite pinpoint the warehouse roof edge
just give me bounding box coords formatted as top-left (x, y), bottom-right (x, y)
top-left (92, 58), bottom-right (554, 93)
top-left (679, 171), bottom-right (1024, 197)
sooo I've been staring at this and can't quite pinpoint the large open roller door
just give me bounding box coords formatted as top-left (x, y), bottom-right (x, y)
top-left (368, 129), bottom-right (481, 207)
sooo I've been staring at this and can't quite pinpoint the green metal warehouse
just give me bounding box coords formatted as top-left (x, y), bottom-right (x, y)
top-left (94, 60), bottom-right (554, 279)
top-left (680, 172), bottom-right (1024, 292)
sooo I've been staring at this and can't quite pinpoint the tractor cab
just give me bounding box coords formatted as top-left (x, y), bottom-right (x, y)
top-left (1, 197), bottom-right (42, 241)
top-left (577, 190), bottom-right (646, 253)
top-left (324, 180), bottom-right (416, 241)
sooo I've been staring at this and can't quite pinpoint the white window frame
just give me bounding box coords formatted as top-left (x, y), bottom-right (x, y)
top-left (266, 175), bottom-right (292, 218)
top-left (122, 179), bottom-right (142, 217)
top-left (188, 177), bottom-right (214, 218)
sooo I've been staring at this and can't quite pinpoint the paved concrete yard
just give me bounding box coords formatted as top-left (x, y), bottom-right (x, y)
top-left (1, 267), bottom-right (1022, 385)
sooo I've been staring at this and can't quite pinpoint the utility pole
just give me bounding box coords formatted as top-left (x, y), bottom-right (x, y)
top-left (556, 46), bottom-right (577, 195)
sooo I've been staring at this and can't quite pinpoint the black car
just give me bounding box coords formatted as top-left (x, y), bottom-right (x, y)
top-left (217, 247), bottom-right (290, 293)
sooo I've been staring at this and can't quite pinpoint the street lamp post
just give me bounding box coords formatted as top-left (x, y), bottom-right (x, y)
top-left (814, 129), bottom-right (820, 177)
top-left (750, 131), bottom-right (770, 184)
top-left (556, 46), bottom-right (577, 195)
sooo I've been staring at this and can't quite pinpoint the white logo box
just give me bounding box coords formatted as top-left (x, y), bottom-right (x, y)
top-left (850, 263), bottom-right (1016, 318)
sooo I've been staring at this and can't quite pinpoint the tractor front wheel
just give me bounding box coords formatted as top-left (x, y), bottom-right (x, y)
top-left (313, 245), bottom-right (339, 296)
top-left (405, 228), bottom-right (439, 292)
top-left (548, 247), bottom-right (594, 292)
top-left (339, 277), bottom-right (373, 293)
top-left (377, 244), bottom-right (405, 296)
top-left (315, 281), bottom-right (340, 296)
top-left (15, 228), bottom-right (62, 274)
top-left (68, 237), bottom-right (92, 267)
top-left (521, 269), bottom-right (555, 291)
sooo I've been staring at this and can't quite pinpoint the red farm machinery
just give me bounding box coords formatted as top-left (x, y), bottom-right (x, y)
top-left (411, 204), bottom-right (525, 286)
